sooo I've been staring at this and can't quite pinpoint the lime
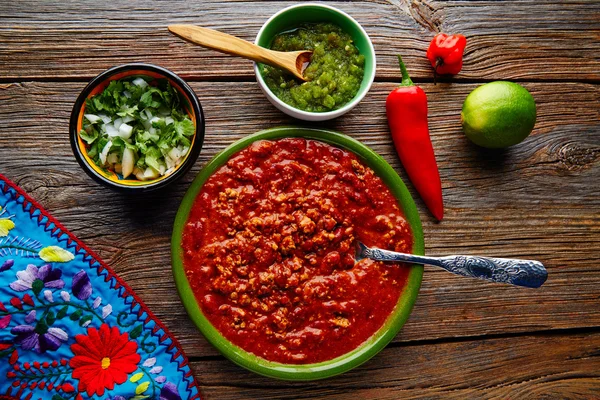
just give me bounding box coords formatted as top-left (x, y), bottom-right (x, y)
top-left (461, 81), bottom-right (536, 148)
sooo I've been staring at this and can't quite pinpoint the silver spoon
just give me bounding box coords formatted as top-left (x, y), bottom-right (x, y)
top-left (356, 242), bottom-right (548, 288)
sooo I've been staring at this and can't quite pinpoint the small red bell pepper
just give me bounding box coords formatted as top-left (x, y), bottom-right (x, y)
top-left (386, 56), bottom-right (443, 221)
top-left (426, 33), bottom-right (467, 76)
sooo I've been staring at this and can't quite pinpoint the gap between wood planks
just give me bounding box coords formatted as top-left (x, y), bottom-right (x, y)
top-left (184, 325), bottom-right (600, 363)
top-left (0, 75), bottom-right (598, 84)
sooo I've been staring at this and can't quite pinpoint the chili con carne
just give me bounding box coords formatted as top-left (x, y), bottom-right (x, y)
top-left (182, 138), bottom-right (413, 363)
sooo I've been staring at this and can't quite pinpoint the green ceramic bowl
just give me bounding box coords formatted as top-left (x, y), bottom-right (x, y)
top-left (171, 127), bottom-right (423, 380)
top-left (254, 4), bottom-right (376, 121)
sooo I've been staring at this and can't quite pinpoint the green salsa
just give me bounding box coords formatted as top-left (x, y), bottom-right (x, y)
top-left (261, 23), bottom-right (365, 113)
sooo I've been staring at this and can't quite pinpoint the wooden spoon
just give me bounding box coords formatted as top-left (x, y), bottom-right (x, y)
top-left (168, 25), bottom-right (313, 81)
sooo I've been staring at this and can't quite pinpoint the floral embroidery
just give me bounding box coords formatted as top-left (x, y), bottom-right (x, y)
top-left (0, 176), bottom-right (200, 399)
top-left (161, 382), bottom-right (184, 400)
top-left (70, 324), bottom-right (141, 396)
top-left (1, 259), bottom-right (14, 272)
top-left (10, 263), bottom-right (65, 292)
top-left (38, 245), bottom-right (76, 263)
top-left (11, 323), bottom-right (68, 353)
top-left (0, 205), bottom-right (15, 237)
top-left (72, 270), bottom-right (92, 300)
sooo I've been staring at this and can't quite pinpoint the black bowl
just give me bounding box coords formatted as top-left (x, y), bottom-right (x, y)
top-left (69, 63), bottom-right (205, 193)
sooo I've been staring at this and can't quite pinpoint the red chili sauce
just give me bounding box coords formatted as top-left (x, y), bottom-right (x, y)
top-left (182, 138), bottom-right (413, 364)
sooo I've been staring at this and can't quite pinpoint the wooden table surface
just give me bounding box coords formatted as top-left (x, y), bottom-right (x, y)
top-left (1, 1), bottom-right (599, 398)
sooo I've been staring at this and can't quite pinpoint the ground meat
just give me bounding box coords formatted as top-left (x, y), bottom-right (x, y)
top-left (182, 138), bottom-right (413, 364)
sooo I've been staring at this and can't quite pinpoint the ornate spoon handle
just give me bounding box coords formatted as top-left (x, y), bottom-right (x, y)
top-left (356, 243), bottom-right (547, 288)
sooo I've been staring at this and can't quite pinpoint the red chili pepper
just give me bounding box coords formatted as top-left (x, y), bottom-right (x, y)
top-left (426, 33), bottom-right (467, 76)
top-left (386, 56), bottom-right (443, 221)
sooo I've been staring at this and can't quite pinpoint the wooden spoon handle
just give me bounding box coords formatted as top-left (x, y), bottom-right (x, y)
top-left (169, 25), bottom-right (275, 64)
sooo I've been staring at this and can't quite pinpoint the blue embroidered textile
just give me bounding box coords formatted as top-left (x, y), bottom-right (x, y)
top-left (0, 174), bottom-right (201, 400)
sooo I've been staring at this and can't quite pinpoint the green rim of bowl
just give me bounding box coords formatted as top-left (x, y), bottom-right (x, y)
top-left (171, 127), bottom-right (424, 380)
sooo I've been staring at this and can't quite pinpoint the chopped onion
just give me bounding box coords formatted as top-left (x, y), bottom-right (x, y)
top-left (99, 140), bottom-right (112, 165)
top-left (165, 116), bottom-right (174, 125)
top-left (107, 152), bottom-right (118, 165)
top-left (104, 124), bottom-right (119, 137)
top-left (165, 155), bottom-right (176, 170)
top-left (135, 167), bottom-right (160, 181)
top-left (99, 114), bottom-right (111, 124)
top-left (168, 147), bottom-right (181, 161)
top-left (121, 148), bottom-right (135, 178)
top-left (113, 118), bottom-right (123, 130)
top-left (122, 115), bottom-right (134, 124)
top-left (164, 167), bottom-right (175, 176)
top-left (119, 123), bottom-right (133, 139)
top-left (84, 114), bottom-right (101, 124)
top-left (132, 77), bottom-right (148, 88)
top-left (144, 167), bottom-right (159, 180)
top-left (123, 90), bottom-right (132, 98)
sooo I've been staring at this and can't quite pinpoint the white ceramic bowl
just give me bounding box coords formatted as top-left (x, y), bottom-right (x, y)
top-left (254, 3), bottom-right (376, 121)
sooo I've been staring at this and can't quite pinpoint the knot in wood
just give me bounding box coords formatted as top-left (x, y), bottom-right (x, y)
top-left (557, 141), bottom-right (600, 171)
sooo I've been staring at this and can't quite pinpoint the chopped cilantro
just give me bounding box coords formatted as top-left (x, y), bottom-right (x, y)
top-left (78, 76), bottom-right (195, 180)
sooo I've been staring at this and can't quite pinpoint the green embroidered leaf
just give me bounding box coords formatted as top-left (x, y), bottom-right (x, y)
top-left (79, 315), bottom-right (93, 327)
top-left (0, 219), bottom-right (15, 237)
top-left (130, 372), bottom-right (144, 383)
top-left (36, 320), bottom-right (49, 333)
top-left (70, 309), bottom-right (83, 321)
top-left (39, 246), bottom-right (75, 262)
top-left (0, 347), bottom-right (14, 358)
top-left (135, 381), bottom-right (150, 395)
top-left (129, 324), bottom-right (143, 339)
top-left (57, 305), bottom-right (69, 319)
top-left (45, 311), bottom-right (56, 325)
top-left (32, 279), bottom-right (44, 295)
top-left (52, 395), bottom-right (67, 400)
top-left (140, 332), bottom-right (157, 354)
top-left (117, 311), bottom-right (134, 327)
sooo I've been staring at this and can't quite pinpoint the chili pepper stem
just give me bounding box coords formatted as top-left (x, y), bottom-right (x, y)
top-left (397, 55), bottom-right (414, 87)
top-left (433, 58), bottom-right (444, 85)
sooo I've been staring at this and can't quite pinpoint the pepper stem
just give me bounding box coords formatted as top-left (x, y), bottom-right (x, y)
top-left (433, 58), bottom-right (443, 85)
top-left (397, 55), bottom-right (414, 87)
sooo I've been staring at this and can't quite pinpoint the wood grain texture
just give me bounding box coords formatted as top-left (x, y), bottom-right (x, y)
top-left (188, 333), bottom-right (600, 399)
top-left (1, 0), bottom-right (599, 81)
top-left (0, 81), bottom-right (598, 359)
top-left (1, 1), bottom-right (600, 396)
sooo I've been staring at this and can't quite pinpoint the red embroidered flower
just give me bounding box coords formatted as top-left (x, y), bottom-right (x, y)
top-left (69, 324), bottom-right (141, 396)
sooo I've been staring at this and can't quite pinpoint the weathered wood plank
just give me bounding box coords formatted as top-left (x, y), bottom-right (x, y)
top-left (189, 333), bottom-right (600, 399)
top-left (0, 81), bottom-right (598, 358)
top-left (1, 1), bottom-right (599, 81)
